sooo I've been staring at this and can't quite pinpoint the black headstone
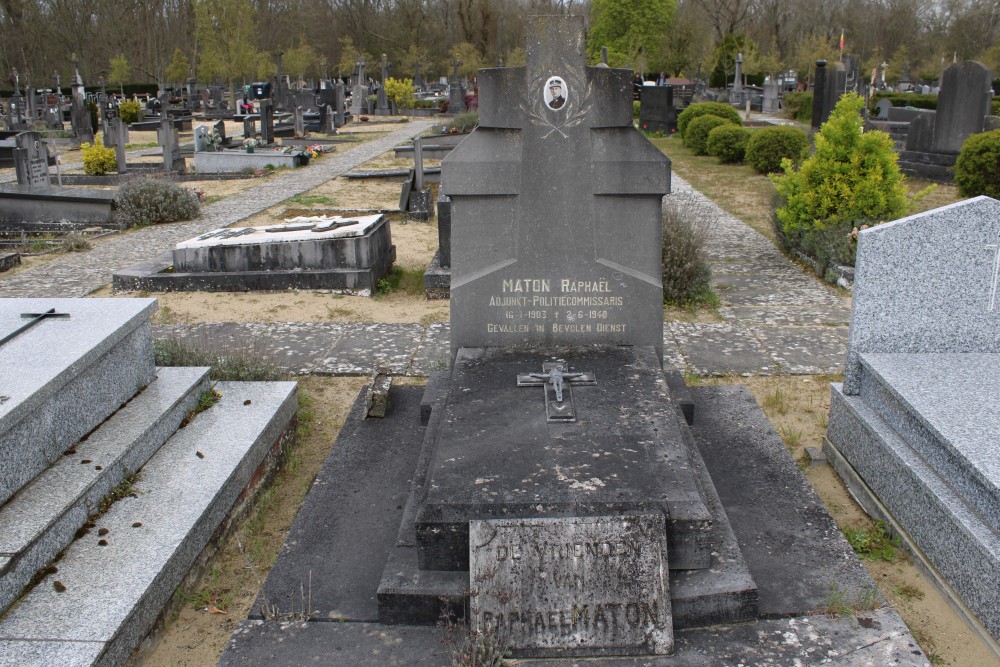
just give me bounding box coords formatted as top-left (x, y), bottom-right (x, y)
top-left (932, 60), bottom-right (993, 154)
top-left (638, 85), bottom-right (676, 134)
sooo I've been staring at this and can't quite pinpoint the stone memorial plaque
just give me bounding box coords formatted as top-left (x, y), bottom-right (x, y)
top-left (469, 513), bottom-right (672, 657)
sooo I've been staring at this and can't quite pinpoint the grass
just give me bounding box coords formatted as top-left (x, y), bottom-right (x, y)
top-left (153, 338), bottom-right (288, 382)
top-left (286, 193), bottom-right (337, 207)
top-left (844, 520), bottom-right (900, 562)
top-left (376, 266), bottom-right (426, 297)
top-left (824, 582), bottom-right (881, 617)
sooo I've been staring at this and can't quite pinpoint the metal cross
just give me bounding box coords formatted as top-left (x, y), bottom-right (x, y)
top-left (0, 308), bottom-right (70, 348)
top-left (517, 363), bottom-right (596, 422)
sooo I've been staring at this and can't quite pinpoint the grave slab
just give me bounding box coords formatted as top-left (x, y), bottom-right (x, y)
top-left (415, 347), bottom-right (713, 573)
top-left (0, 298), bottom-right (157, 508)
top-left (0, 381), bottom-right (298, 667)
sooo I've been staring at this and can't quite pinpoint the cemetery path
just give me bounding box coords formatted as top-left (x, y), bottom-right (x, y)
top-left (665, 174), bottom-right (852, 376)
top-left (0, 130), bottom-right (852, 378)
top-left (0, 119), bottom-right (436, 298)
top-left (148, 174), bottom-right (851, 379)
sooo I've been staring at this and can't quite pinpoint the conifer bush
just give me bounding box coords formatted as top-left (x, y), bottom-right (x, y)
top-left (707, 124), bottom-right (751, 163)
top-left (676, 102), bottom-right (742, 138)
top-left (954, 129), bottom-right (1000, 198)
top-left (744, 126), bottom-right (809, 174)
top-left (114, 177), bottom-right (200, 228)
top-left (684, 115), bottom-right (731, 155)
top-left (771, 93), bottom-right (907, 268)
top-left (81, 137), bottom-right (118, 175)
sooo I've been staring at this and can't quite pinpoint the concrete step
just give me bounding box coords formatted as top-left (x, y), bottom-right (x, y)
top-left (826, 382), bottom-right (1000, 640)
top-left (0, 366), bottom-right (211, 615)
top-left (857, 352), bottom-right (1000, 533)
top-left (0, 380), bottom-right (298, 667)
top-left (0, 298), bottom-right (157, 508)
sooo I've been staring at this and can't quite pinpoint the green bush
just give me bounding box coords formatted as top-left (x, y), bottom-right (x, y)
top-left (118, 99), bottom-right (142, 124)
top-left (772, 93), bottom-right (907, 257)
top-left (783, 91), bottom-right (813, 122)
top-left (87, 100), bottom-right (99, 135)
top-left (81, 137), bottom-right (117, 175)
top-left (745, 125), bottom-right (809, 174)
top-left (684, 114), bottom-right (732, 155)
top-left (114, 177), bottom-right (200, 228)
top-left (633, 100), bottom-right (641, 118)
top-left (706, 124), bottom-right (751, 163)
top-left (677, 102), bottom-right (741, 138)
top-left (954, 129), bottom-right (1000, 198)
top-left (662, 206), bottom-right (713, 306)
top-left (383, 77), bottom-right (415, 109)
top-left (869, 92), bottom-right (938, 112)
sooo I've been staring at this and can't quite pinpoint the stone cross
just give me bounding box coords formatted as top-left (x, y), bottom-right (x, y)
top-left (517, 363), bottom-right (596, 422)
top-left (451, 60), bottom-right (463, 82)
top-left (157, 118), bottom-right (183, 174)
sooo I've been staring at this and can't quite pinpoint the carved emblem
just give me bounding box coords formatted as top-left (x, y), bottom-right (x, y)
top-left (520, 68), bottom-right (592, 139)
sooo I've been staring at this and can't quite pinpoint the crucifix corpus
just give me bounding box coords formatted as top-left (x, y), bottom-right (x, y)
top-left (517, 362), bottom-right (596, 422)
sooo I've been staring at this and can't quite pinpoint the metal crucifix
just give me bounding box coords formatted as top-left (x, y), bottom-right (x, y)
top-left (0, 308), bottom-right (70, 348)
top-left (517, 362), bottom-right (596, 422)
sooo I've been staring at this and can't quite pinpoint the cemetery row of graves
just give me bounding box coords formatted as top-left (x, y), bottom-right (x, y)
top-left (1, 23), bottom-right (1000, 665)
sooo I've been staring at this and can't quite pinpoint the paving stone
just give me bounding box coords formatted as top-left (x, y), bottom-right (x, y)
top-left (751, 325), bottom-right (849, 374)
top-left (407, 321), bottom-right (450, 375)
top-left (668, 322), bottom-right (775, 376)
top-left (313, 323), bottom-right (426, 375)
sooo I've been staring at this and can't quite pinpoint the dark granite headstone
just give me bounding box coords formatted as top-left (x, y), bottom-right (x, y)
top-left (932, 60), bottom-right (993, 154)
top-left (436, 192), bottom-right (451, 268)
top-left (214, 119), bottom-right (227, 146)
top-left (293, 106), bottom-right (305, 137)
top-left (442, 16), bottom-right (671, 360)
top-left (904, 111), bottom-right (937, 152)
top-left (469, 513), bottom-right (672, 657)
top-left (13, 132), bottom-right (50, 189)
top-left (259, 100), bottom-right (275, 145)
top-left (333, 81), bottom-right (346, 126)
top-left (638, 85), bottom-right (676, 133)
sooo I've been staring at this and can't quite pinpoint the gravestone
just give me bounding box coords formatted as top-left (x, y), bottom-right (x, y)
top-left (351, 62), bottom-right (369, 116)
top-left (103, 115), bottom-right (128, 174)
top-left (413, 61), bottom-right (426, 91)
top-left (293, 106), bottom-right (305, 137)
top-left (445, 19), bottom-right (669, 360)
top-left (70, 68), bottom-right (93, 142)
top-left (213, 119), bottom-right (227, 146)
top-left (762, 81), bottom-right (779, 113)
top-left (376, 54), bottom-right (392, 115)
top-left (638, 85), bottom-right (676, 133)
top-left (333, 81), bottom-right (346, 126)
top-left (13, 132), bottom-right (50, 189)
top-left (811, 60), bottom-right (845, 129)
top-left (194, 125), bottom-right (209, 152)
top-left (826, 196), bottom-right (1000, 642)
top-left (320, 104), bottom-right (334, 133)
top-left (376, 16), bottom-right (759, 660)
top-left (448, 60), bottom-right (466, 113)
top-left (259, 100), bottom-right (275, 144)
top-left (157, 118), bottom-right (185, 174)
top-left (931, 60), bottom-right (993, 154)
top-left (875, 98), bottom-right (893, 119)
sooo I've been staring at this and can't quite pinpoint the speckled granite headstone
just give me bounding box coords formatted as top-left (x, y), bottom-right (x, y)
top-left (844, 196), bottom-right (1000, 394)
top-left (469, 514), bottom-right (672, 657)
top-left (442, 15), bottom-right (671, 361)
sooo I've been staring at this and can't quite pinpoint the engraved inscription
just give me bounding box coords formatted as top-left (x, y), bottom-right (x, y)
top-left (487, 277), bottom-right (627, 335)
top-left (469, 515), bottom-right (672, 656)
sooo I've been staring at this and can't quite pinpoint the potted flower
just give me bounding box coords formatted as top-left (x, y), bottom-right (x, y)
top-left (207, 128), bottom-right (223, 151)
top-left (242, 136), bottom-right (262, 153)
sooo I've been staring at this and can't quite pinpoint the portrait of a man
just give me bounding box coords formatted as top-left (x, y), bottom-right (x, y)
top-left (544, 76), bottom-right (567, 110)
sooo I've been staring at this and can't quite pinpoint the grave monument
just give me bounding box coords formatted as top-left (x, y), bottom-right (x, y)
top-left (219, 16), bottom-right (930, 667)
top-left (826, 196), bottom-right (1000, 644)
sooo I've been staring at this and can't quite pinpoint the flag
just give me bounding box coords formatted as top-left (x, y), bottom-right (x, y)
top-left (839, 31), bottom-right (845, 51)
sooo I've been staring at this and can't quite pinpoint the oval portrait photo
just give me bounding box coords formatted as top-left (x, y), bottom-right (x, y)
top-left (544, 76), bottom-right (568, 110)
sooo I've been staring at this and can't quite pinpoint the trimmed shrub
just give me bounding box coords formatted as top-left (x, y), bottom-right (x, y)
top-left (772, 93), bottom-right (907, 261)
top-left (662, 206), bottom-right (712, 306)
top-left (782, 91), bottom-right (813, 122)
top-left (745, 125), bottom-right (809, 174)
top-left (81, 137), bottom-right (117, 175)
top-left (707, 124), bottom-right (751, 163)
top-left (383, 77), bottom-right (415, 109)
top-left (685, 115), bottom-right (731, 155)
top-left (114, 177), bottom-right (200, 228)
top-left (954, 129), bottom-right (1000, 198)
top-left (118, 99), bottom-right (142, 124)
top-left (677, 102), bottom-right (741, 138)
